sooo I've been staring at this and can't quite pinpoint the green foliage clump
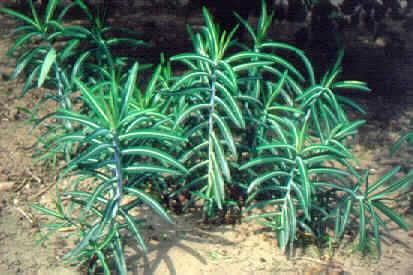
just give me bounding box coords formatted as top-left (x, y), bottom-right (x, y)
top-left (1, 0), bottom-right (411, 273)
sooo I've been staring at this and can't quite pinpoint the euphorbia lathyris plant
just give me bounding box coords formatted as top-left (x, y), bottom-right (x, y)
top-left (1, 0), bottom-right (146, 167)
top-left (167, 7), bottom-right (313, 220)
top-left (33, 63), bottom-right (185, 274)
top-left (165, 1), bottom-right (412, 256)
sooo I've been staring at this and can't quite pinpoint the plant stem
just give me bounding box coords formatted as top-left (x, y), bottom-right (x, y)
top-left (205, 69), bottom-right (217, 220)
top-left (112, 133), bottom-right (123, 218)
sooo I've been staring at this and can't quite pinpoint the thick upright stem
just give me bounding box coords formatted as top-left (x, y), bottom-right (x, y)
top-left (45, 40), bottom-right (73, 120)
top-left (205, 69), bottom-right (217, 220)
top-left (208, 72), bottom-right (217, 141)
top-left (53, 59), bottom-right (73, 162)
top-left (112, 133), bottom-right (124, 218)
top-left (54, 64), bottom-right (72, 129)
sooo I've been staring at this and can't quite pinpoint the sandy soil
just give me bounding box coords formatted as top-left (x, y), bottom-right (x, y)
top-left (1, 2), bottom-right (413, 274)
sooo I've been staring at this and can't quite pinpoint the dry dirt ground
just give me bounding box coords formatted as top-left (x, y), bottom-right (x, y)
top-left (2, 2), bottom-right (413, 275)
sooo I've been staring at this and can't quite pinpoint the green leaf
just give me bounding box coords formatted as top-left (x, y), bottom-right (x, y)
top-left (124, 165), bottom-right (183, 176)
top-left (63, 223), bottom-right (100, 259)
top-left (120, 130), bottom-right (186, 143)
top-left (21, 65), bottom-right (40, 97)
top-left (171, 53), bottom-right (215, 66)
top-left (367, 202), bottom-right (382, 256)
top-left (309, 167), bottom-right (354, 179)
top-left (112, 232), bottom-right (128, 275)
top-left (0, 7), bottom-right (37, 27)
top-left (390, 131), bottom-right (413, 157)
top-left (71, 51), bottom-right (91, 80)
top-left (145, 64), bottom-right (162, 106)
top-left (232, 61), bottom-right (274, 72)
top-left (75, 79), bottom-right (111, 126)
top-left (38, 48), bottom-right (56, 87)
top-left (233, 12), bottom-right (256, 43)
top-left (214, 96), bottom-right (243, 129)
top-left (296, 156), bottom-right (310, 206)
top-left (259, 42), bottom-right (315, 84)
top-left (368, 166), bottom-right (401, 195)
top-left (215, 83), bottom-right (245, 128)
top-left (211, 132), bottom-right (231, 181)
top-left (337, 95), bottom-right (367, 115)
top-left (370, 172), bottom-right (413, 200)
top-left (124, 187), bottom-right (173, 224)
top-left (122, 146), bottom-right (187, 173)
top-left (239, 157), bottom-right (294, 170)
top-left (175, 104), bottom-right (210, 126)
top-left (7, 31), bottom-right (39, 56)
top-left (302, 144), bottom-right (351, 158)
top-left (211, 154), bottom-right (225, 209)
top-left (358, 199), bottom-right (367, 250)
top-left (373, 200), bottom-right (409, 231)
top-left (120, 62), bottom-right (139, 117)
top-left (258, 143), bottom-right (297, 154)
top-left (32, 204), bottom-right (64, 219)
top-left (45, 0), bottom-right (59, 23)
top-left (202, 7), bottom-right (219, 57)
top-left (332, 81), bottom-right (371, 92)
top-left (338, 199), bottom-right (353, 237)
top-left (96, 250), bottom-right (111, 275)
top-left (67, 143), bottom-right (113, 169)
top-left (333, 120), bottom-right (366, 140)
top-left (45, 111), bottom-right (101, 129)
top-left (85, 178), bottom-right (116, 212)
top-left (226, 51), bottom-right (305, 82)
top-left (215, 70), bottom-right (237, 93)
top-left (120, 209), bottom-right (147, 253)
top-left (213, 113), bottom-right (237, 160)
top-left (286, 195), bottom-right (296, 249)
top-left (248, 171), bottom-right (290, 193)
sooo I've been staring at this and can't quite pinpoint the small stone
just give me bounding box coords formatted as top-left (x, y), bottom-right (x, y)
top-left (0, 181), bottom-right (15, 192)
top-left (369, 168), bottom-right (377, 174)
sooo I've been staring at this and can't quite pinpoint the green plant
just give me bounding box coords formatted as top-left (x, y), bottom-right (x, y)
top-left (166, 4), bottom-right (314, 220)
top-left (1, 0), bottom-right (76, 114)
top-left (236, 2), bottom-right (411, 255)
top-left (1, 0), bottom-right (146, 167)
top-left (2, 1), bottom-right (177, 273)
top-left (390, 129), bottom-right (413, 157)
top-left (164, 9), bottom-right (248, 219)
top-left (165, 1), bottom-right (412, 255)
top-left (33, 63), bottom-right (185, 274)
top-left (235, 2), bottom-right (411, 255)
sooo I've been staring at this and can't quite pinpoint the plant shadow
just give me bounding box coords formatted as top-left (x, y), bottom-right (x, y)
top-left (124, 210), bottom-right (238, 275)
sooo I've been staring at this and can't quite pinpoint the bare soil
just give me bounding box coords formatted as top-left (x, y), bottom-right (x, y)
top-left (1, 2), bottom-right (413, 274)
